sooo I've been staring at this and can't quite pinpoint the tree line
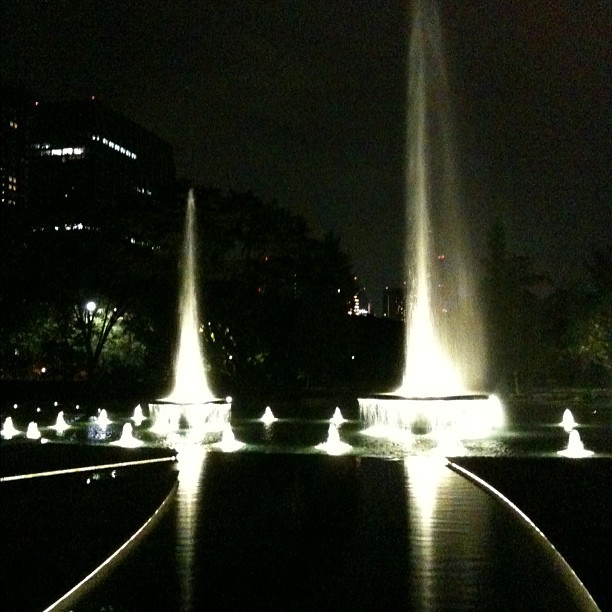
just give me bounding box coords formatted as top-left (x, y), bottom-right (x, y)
top-left (0, 190), bottom-right (609, 396)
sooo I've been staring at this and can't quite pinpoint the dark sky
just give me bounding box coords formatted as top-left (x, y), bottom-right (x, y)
top-left (2, 1), bottom-right (610, 312)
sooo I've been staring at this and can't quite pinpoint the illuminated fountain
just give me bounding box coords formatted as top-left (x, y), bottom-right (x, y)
top-left (26, 421), bottom-right (41, 440)
top-left (214, 423), bottom-right (244, 453)
top-left (558, 430), bottom-right (593, 458)
top-left (132, 404), bottom-right (146, 426)
top-left (316, 424), bottom-right (352, 456)
top-left (111, 423), bottom-right (143, 448)
top-left (1, 417), bottom-right (20, 439)
top-left (359, 0), bottom-right (502, 439)
top-left (330, 407), bottom-right (347, 426)
top-left (149, 190), bottom-right (231, 433)
top-left (560, 409), bottom-right (576, 432)
top-left (260, 406), bottom-right (277, 425)
top-left (51, 410), bottom-right (70, 433)
top-left (96, 409), bottom-right (112, 428)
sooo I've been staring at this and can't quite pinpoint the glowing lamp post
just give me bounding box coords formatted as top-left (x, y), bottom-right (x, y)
top-left (84, 301), bottom-right (97, 325)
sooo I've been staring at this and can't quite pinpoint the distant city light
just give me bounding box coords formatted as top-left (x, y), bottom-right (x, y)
top-left (36, 145), bottom-right (85, 159)
top-left (91, 134), bottom-right (137, 159)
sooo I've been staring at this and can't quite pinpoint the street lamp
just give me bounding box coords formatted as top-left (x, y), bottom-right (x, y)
top-left (85, 301), bottom-right (97, 313)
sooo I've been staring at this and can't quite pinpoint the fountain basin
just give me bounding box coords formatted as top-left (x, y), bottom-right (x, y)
top-left (359, 393), bottom-right (504, 438)
top-left (149, 400), bottom-right (231, 435)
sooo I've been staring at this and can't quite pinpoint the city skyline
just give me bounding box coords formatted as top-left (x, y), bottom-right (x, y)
top-left (2, 1), bottom-right (610, 312)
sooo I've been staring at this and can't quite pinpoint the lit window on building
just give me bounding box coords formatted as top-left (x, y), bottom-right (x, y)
top-left (91, 134), bottom-right (137, 159)
top-left (34, 145), bottom-right (86, 160)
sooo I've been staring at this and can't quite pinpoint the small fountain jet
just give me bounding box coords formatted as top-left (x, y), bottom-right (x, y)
top-left (132, 404), bottom-right (146, 426)
top-left (214, 424), bottom-right (244, 452)
top-left (316, 424), bottom-right (352, 456)
top-left (112, 423), bottom-right (143, 448)
top-left (260, 406), bottom-right (277, 425)
top-left (330, 407), bottom-right (347, 426)
top-left (558, 430), bottom-right (594, 458)
top-left (51, 411), bottom-right (70, 433)
top-left (1, 417), bottom-right (20, 439)
top-left (26, 422), bottom-right (42, 440)
top-left (95, 409), bottom-right (112, 427)
top-left (560, 409), bottom-right (577, 432)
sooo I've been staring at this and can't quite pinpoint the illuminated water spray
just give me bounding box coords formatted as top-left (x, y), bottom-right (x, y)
top-left (398, 0), bottom-right (484, 396)
top-left (163, 190), bottom-right (215, 404)
top-left (150, 190), bottom-right (230, 432)
top-left (359, 0), bottom-right (502, 437)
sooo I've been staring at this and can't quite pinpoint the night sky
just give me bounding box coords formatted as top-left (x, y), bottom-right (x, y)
top-left (2, 1), bottom-right (610, 312)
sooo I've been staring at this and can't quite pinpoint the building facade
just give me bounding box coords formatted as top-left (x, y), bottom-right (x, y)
top-left (26, 97), bottom-right (175, 235)
top-left (1, 84), bottom-right (33, 211)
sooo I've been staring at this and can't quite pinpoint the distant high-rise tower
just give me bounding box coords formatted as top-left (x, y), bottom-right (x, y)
top-left (1, 84), bottom-right (33, 211)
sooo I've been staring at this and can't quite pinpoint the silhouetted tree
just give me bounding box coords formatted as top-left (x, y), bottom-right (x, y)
top-left (0, 201), bottom-right (177, 383)
top-left (481, 222), bottom-right (548, 392)
top-left (544, 247), bottom-right (612, 387)
top-left (192, 187), bottom-right (356, 393)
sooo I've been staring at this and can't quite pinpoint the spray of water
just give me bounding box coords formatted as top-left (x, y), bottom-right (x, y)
top-left (162, 190), bottom-right (216, 404)
top-left (397, 0), bottom-right (484, 397)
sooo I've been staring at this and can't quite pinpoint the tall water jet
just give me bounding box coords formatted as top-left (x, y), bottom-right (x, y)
top-left (360, 0), bottom-right (500, 436)
top-left (399, 0), bottom-right (484, 396)
top-left (150, 190), bottom-right (230, 433)
top-left (164, 189), bottom-right (215, 404)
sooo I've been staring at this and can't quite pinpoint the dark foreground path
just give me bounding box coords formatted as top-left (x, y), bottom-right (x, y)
top-left (69, 452), bottom-right (599, 611)
top-left (0, 442), bottom-right (178, 611)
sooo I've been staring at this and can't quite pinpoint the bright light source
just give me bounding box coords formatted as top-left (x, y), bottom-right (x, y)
top-left (86, 301), bottom-right (96, 313)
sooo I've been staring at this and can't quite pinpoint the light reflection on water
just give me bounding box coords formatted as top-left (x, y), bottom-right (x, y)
top-left (2, 399), bottom-right (609, 610)
top-left (405, 457), bottom-right (447, 609)
top-left (404, 457), bottom-right (498, 610)
top-left (175, 444), bottom-right (207, 609)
